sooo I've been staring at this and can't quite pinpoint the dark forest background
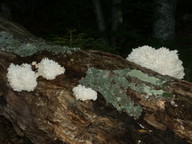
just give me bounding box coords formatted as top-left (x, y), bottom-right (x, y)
top-left (0, 0), bottom-right (192, 81)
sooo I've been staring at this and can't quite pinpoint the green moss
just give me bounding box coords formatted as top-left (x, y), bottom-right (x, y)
top-left (79, 67), bottom-right (172, 119)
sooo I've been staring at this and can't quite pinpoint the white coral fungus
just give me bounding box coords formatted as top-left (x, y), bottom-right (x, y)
top-left (37, 58), bottom-right (65, 80)
top-left (72, 84), bottom-right (97, 101)
top-left (126, 45), bottom-right (185, 79)
top-left (7, 63), bottom-right (38, 92)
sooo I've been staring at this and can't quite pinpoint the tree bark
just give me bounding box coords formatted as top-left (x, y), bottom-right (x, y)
top-left (153, 0), bottom-right (177, 40)
top-left (0, 17), bottom-right (192, 144)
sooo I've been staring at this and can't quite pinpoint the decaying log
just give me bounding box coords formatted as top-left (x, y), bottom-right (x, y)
top-left (0, 17), bottom-right (192, 144)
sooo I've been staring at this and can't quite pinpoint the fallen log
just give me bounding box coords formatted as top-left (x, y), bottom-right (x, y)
top-left (0, 17), bottom-right (191, 144)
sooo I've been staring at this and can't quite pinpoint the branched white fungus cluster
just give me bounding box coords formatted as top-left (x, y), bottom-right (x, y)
top-left (7, 63), bottom-right (38, 92)
top-left (126, 45), bottom-right (185, 79)
top-left (37, 58), bottom-right (65, 80)
top-left (72, 84), bottom-right (97, 101)
top-left (7, 58), bottom-right (97, 101)
top-left (7, 58), bottom-right (65, 92)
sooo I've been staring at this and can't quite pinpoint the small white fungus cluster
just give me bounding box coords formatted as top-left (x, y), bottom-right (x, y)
top-left (37, 58), bottom-right (65, 80)
top-left (126, 45), bottom-right (185, 79)
top-left (7, 58), bottom-right (65, 92)
top-left (7, 63), bottom-right (38, 92)
top-left (72, 84), bottom-right (97, 101)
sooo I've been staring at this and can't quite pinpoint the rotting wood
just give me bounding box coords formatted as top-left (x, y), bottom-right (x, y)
top-left (0, 16), bottom-right (191, 144)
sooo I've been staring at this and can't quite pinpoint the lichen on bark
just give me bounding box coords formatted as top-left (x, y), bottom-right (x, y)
top-left (79, 67), bottom-right (172, 119)
top-left (0, 31), bottom-right (79, 57)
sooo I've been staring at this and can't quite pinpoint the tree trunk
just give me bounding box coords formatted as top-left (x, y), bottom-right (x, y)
top-left (153, 0), bottom-right (177, 40)
top-left (0, 3), bottom-right (12, 20)
top-left (91, 0), bottom-right (108, 45)
top-left (111, 0), bottom-right (123, 46)
top-left (91, 0), bottom-right (106, 32)
top-left (0, 17), bottom-right (192, 144)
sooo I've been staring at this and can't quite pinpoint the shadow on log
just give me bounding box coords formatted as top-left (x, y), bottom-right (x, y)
top-left (0, 17), bottom-right (191, 144)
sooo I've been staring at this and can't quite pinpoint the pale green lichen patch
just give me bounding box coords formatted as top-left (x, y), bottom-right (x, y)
top-left (113, 68), bottom-right (171, 98)
top-left (127, 69), bottom-right (166, 86)
top-left (0, 31), bottom-right (80, 57)
top-left (135, 84), bottom-right (165, 97)
top-left (141, 85), bottom-right (164, 96)
top-left (79, 67), bottom-right (142, 119)
top-left (79, 67), bottom-right (172, 119)
top-left (113, 68), bottom-right (130, 77)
